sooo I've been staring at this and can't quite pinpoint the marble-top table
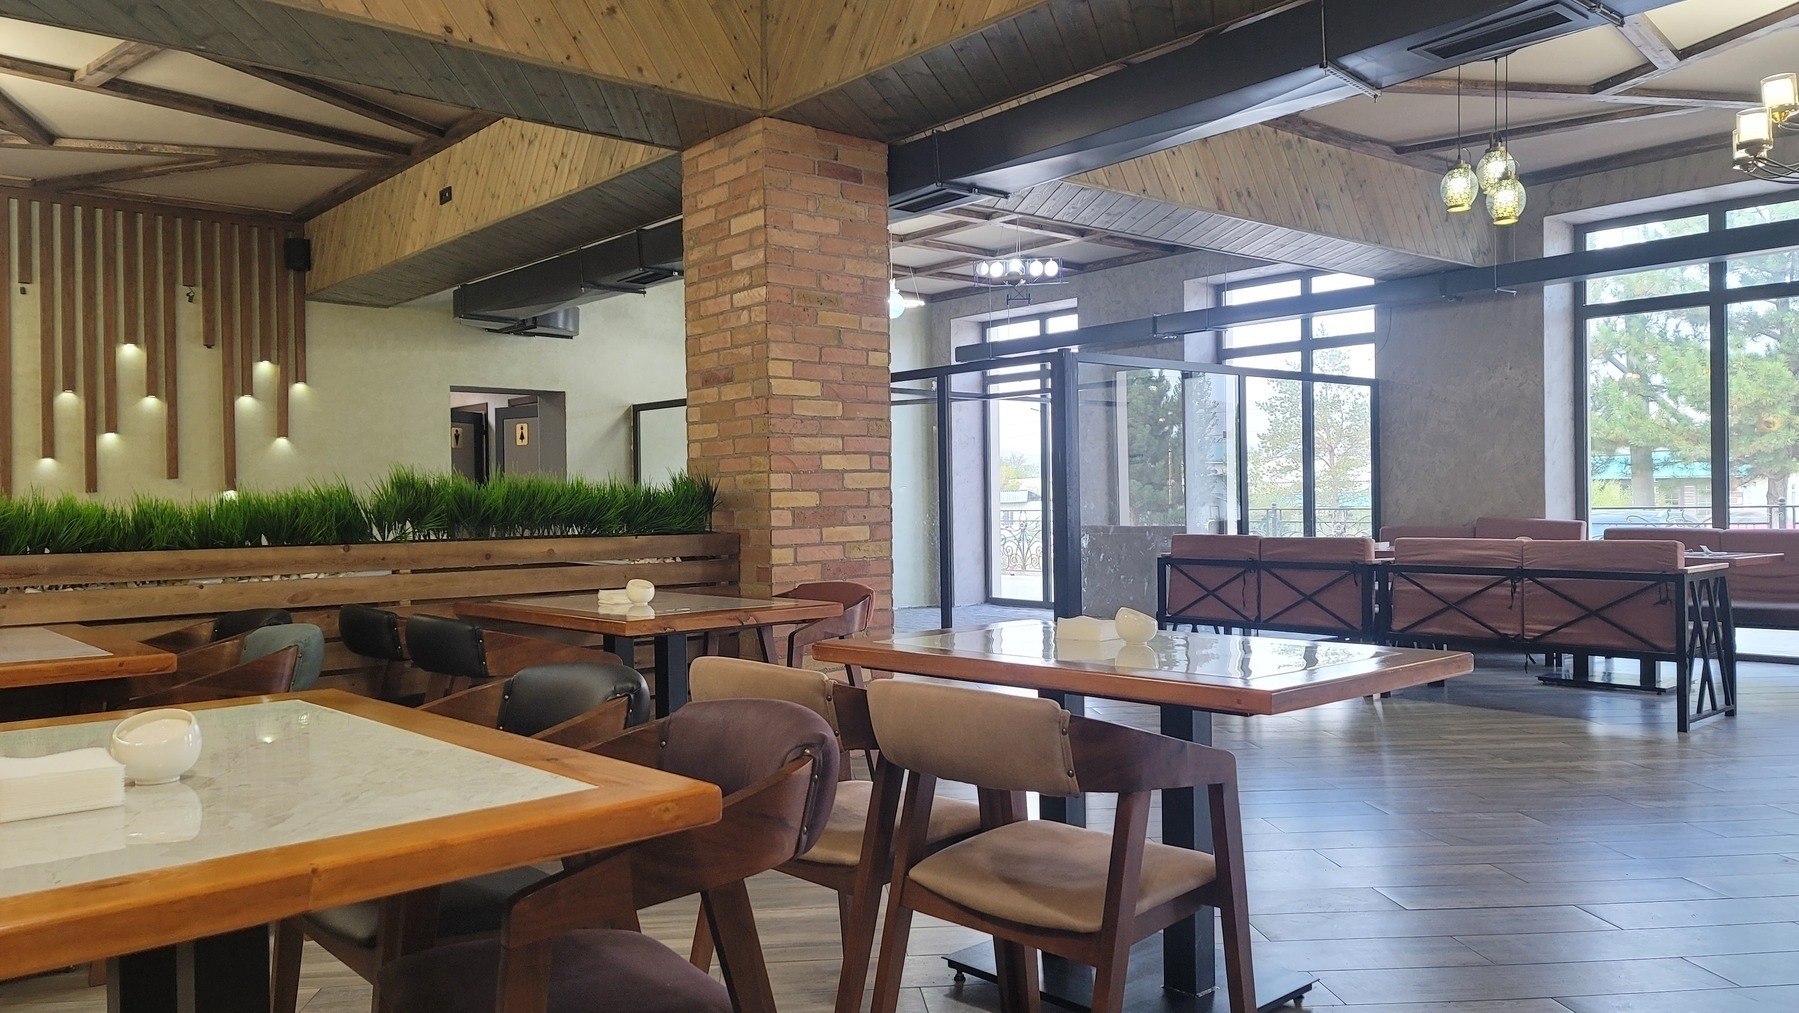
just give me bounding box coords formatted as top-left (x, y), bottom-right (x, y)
top-left (0, 624), bottom-right (175, 690)
top-left (458, 592), bottom-right (843, 715)
top-left (0, 691), bottom-right (720, 1010)
top-left (816, 621), bottom-right (1473, 1013)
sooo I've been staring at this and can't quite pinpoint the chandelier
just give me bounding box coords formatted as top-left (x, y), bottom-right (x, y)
top-left (973, 257), bottom-right (1061, 283)
top-left (1733, 73), bottom-right (1799, 183)
top-left (887, 279), bottom-right (924, 319)
top-left (1440, 60), bottom-right (1525, 226)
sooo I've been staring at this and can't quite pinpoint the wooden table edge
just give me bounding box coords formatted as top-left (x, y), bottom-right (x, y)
top-left (0, 625), bottom-right (175, 689)
top-left (456, 594), bottom-right (843, 635)
top-left (0, 690), bottom-right (723, 978)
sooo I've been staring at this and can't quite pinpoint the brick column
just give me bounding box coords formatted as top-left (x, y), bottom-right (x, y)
top-left (682, 118), bottom-right (893, 630)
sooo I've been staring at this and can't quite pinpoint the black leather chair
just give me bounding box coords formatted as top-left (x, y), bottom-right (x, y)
top-left (340, 605), bottom-right (408, 700)
top-left (404, 614), bottom-right (491, 697)
top-left (210, 608), bottom-right (292, 641)
top-left (500, 662), bottom-right (652, 732)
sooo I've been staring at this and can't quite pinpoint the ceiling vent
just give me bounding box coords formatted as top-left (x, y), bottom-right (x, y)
top-left (1411, 2), bottom-right (1586, 62)
top-left (453, 220), bottom-right (684, 336)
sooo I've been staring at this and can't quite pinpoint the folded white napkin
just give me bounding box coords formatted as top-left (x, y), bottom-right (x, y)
top-left (0, 748), bottom-right (126, 824)
top-left (1055, 616), bottom-right (1119, 642)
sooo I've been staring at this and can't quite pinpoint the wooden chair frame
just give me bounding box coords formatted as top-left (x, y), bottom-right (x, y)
top-left (869, 715), bottom-right (1255, 1013)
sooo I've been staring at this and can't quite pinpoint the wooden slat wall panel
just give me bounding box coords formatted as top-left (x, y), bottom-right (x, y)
top-left (0, 189), bottom-right (304, 495)
top-left (58, 203), bottom-right (75, 395)
top-left (200, 221), bottom-right (217, 349)
top-left (38, 202), bottom-right (54, 459)
top-left (101, 209), bottom-right (118, 435)
top-left (0, 199), bottom-right (10, 496)
top-left (80, 206), bottom-right (98, 492)
top-left (142, 215), bottom-right (161, 396)
top-left (162, 215), bottom-right (179, 481)
top-left (237, 225), bottom-right (253, 395)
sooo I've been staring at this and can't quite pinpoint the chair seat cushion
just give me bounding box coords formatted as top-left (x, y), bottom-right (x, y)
top-left (908, 820), bottom-right (1217, 934)
top-left (304, 867), bottom-right (549, 946)
top-left (377, 930), bottom-right (731, 1013)
top-left (796, 780), bottom-right (983, 867)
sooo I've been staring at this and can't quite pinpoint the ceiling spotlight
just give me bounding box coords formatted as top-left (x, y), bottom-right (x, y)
top-left (1027, 259), bottom-right (1044, 277)
top-left (974, 261), bottom-right (990, 277)
top-left (1043, 260), bottom-right (1060, 278)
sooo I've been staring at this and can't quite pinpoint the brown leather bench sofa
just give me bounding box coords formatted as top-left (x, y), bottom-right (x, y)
top-left (1380, 516), bottom-right (1588, 541)
top-left (1162, 534), bottom-right (1376, 637)
top-left (1603, 526), bottom-right (1799, 634)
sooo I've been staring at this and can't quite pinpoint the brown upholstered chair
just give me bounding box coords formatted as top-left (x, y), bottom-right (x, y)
top-left (688, 657), bottom-right (982, 1012)
top-left (1378, 524), bottom-right (1474, 541)
top-left (1602, 526), bottom-right (1722, 551)
top-left (1718, 528), bottom-right (1799, 628)
top-left (864, 680), bottom-right (1254, 1013)
top-left (583, 698), bottom-right (840, 1013)
top-left (1520, 540), bottom-right (1684, 654)
top-left (1256, 536), bottom-right (1375, 637)
top-left (704, 581), bottom-right (876, 684)
top-left (125, 645), bottom-right (299, 707)
top-left (1162, 534), bottom-right (1260, 630)
top-left (1473, 516), bottom-right (1587, 540)
top-left (1386, 537), bottom-right (1527, 642)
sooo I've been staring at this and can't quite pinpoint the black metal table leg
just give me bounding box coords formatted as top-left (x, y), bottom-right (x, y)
top-left (601, 634), bottom-right (636, 669)
top-left (109, 926), bottom-right (268, 1013)
top-left (943, 703), bottom-right (1315, 1012)
top-left (654, 632), bottom-right (689, 716)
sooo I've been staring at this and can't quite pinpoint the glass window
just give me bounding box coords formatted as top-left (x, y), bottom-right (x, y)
top-left (1229, 351), bottom-right (1302, 372)
top-left (1244, 376), bottom-right (1305, 536)
top-left (1313, 308), bottom-right (1375, 339)
top-left (1727, 201), bottom-right (1799, 289)
top-left (1586, 307), bottom-right (1712, 529)
top-left (1310, 273), bottom-right (1374, 293)
top-left (1313, 381), bottom-right (1374, 536)
top-left (1727, 297), bottom-right (1799, 528)
top-left (1223, 278), bottom-right (1302, 305)
top-left (1312, 345), bottom-right (1375, 379)
top-left (1045, 313), bottom-right (1080, 333)
top-left (1585, 215), bottom-right (1710, 305)
top-left (985, 319), bottom-right (1042, 342)
top-left (1223, 318), bottom-right (1301, 349)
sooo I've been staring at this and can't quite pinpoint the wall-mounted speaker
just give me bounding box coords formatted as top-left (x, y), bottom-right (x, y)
top-left (284, 237), bottom-right (313, 272)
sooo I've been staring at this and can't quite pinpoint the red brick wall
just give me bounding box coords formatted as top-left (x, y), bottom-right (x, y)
top-left (681, 118), bottom-right (893, 630)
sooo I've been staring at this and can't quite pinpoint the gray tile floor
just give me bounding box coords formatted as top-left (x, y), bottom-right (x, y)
top-left (7, 650), bottom-right (1799, 1011)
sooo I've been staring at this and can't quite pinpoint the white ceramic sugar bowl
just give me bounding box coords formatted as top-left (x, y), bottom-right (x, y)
top-left (109, 709), bottom-right (202, 786)
top-left (1114, 607), bottom-right (1158, 645)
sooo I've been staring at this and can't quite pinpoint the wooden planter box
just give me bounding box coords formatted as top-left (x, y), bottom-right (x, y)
top-left (0, 533), bottom-right (741, 629)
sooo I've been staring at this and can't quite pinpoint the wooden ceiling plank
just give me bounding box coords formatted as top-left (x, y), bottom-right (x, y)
top-left (1383, 78), bottom-right (1753, 110)
top-left (73, 41), bottom-right (160, 87)
top-left (0, 136), bottom-right (389, 169)
top-left (0, 87), bottom-right (55, 146)
top-left (220, 61), bottom-right (446, 138)
top-left (1389, 105), bottom-right (1694, 155)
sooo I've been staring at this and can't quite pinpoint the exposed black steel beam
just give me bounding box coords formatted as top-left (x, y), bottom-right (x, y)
top-left (890, 0), bottom-right (1683, 214)
top-left (957, 217), bottom-right (1799, 361)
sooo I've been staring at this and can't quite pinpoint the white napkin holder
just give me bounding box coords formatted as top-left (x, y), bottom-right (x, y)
top-left (0, 748), bottom-right (125, 824)
top-left (1055, 616), bottom-right (1119, 642)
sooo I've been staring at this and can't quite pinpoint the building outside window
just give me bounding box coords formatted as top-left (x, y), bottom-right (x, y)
top-left (1578, 196), bottom-right (1799, 533)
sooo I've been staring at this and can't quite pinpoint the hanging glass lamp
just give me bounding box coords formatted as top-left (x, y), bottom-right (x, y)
top-left (1440, 160), bottom-right (1478, 213)
top-left (1475, 141), bottom-right (1517, 195)
top-left (1487, 176), bottom-right (1527, 226)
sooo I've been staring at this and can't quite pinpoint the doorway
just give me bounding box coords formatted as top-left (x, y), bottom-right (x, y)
top-left (449, 388), bottom-right (568, 480)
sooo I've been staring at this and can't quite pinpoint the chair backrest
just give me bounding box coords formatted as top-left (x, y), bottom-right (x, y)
top-left (1602, 526), bottom-right (1721, 551)
top-left (1379, 524), bottom-right (1473, 541)
top-left (1718, 528), bottom-right (1799, 604)
top-left (1256, 536), bottom-right (1374, 635)
top-left (210, 608), bottom-right (292, 642)
top-left (404, 614), bottom-right (489, 679)
top-left (1474, 516), bottom-right (1587, 540)
top-left (779, 581), bottom-right (875, 658)
top-left (1162, 534), bottom-right (1260, 626)
top-left (866, 679), bottom-right (1079, 798)
top-left (338, 604), bottom-right (406, 661)
top-left (500, 661), bottom-right (651, 735)
top-left (690, 656), bottom-right (840, 733)
top-left (1387, 537), bottom-right (1526, 640)
top-left (1520, 540), bottom-right (1682, 653)
top-left (242, 623), bottom-right (326, 691)
top-left (657, 698), bottom-right (839, 855)
top-left (135, 646), bottom-right (299, 705)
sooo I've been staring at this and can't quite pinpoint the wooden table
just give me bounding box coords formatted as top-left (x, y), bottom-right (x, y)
top-left (0, 625), bottom-right (175, 691)
top-left (816, 621), bottom-right (1473, 1013)
top-left (458, 592), bottom-right (843, 715)
top-left (0, 690), bottom-right (720, 1011)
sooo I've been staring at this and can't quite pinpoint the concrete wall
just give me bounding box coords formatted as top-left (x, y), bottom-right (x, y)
top-left (890, 305), bottom-right (939, 608)
top-left (7, 281), bottom-right (688, 500)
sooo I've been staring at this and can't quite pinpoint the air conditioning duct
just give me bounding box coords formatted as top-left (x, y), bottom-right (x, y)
top-left (453, 220), bottom-right (684, 336)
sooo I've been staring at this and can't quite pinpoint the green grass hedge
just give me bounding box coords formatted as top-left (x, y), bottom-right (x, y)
top-left (0, 468), bottom-right (717, 555)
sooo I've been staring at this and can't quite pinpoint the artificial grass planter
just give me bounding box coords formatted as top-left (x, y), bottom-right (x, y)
top-left (0, 469), bottom-right (717, 555)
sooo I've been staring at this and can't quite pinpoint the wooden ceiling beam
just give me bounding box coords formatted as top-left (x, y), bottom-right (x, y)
top-left (888, 220), bottom-right (980, 245)
top-left (1383, 77), bottom-right (1754, 109)
top-left (907, 235), bottom-right (1064, 259)
top-left (0, 87), bottom-right (54, 146)
top-left (939, 206), bottom-right (1194, 256)
top-left (1596, 3), bottom-right (1799, 95)
top-left (0, 135), bottom-right (389, 168)
top-left (1266, 115), bottom-right (1448, 172)
top-left (289, 111), bottom-right (496, 221)
top-left (73, 42), bottom-right (159, 87)
top-left (36, 157), bottom-right (227, 191)
top-left (1616, 14), bottom-right (1680, 71)
top-left (220, 61), bottom-right (445, 138)
top-left (1390, 105), bottom-right (1694, 156)
top-left (0, 53), bottom-right (413, 156)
